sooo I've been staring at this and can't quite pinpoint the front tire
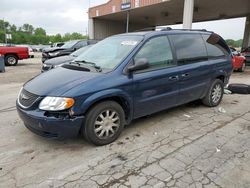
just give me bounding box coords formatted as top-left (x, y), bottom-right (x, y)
top-left (5, 55), bottom-right (18, 66)
top-left (82, 101), bottom-right (125, 146)
top-left (202, 79), bottom-right (224, 107)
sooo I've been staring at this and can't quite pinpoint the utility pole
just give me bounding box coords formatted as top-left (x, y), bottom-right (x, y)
top-left (87, 0), bottom-right (91, 39)
top-left (126, 11), bottom-right (130, 33)
top-left (3, 18), bottom-right (7, 44)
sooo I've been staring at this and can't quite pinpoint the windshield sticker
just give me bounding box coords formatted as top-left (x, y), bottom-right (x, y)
top-left (121, 41), bottom-right (138, 46)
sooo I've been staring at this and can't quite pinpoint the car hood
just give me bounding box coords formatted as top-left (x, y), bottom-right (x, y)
top-left (44, 55), bottom-right (74, 66)
top-left (24, 66), bottom-right (100, 96)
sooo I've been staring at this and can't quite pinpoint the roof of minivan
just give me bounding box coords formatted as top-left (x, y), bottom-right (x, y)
top-left (117, 30), bottom-right (213, 38)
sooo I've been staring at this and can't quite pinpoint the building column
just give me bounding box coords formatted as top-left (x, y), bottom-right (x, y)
top-left (126, 11), bottom-right (130, 33)
top-left (88, 18), bottom-right (94, 39)
top-left (182, 0), bottom-right (194, 29)
top-left (242, 15), bottom-right (250, 49)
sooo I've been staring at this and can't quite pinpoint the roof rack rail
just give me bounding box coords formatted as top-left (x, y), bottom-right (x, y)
top-left (160, 28), bottom-right (211, 32)
top-left (134, 27), bottom-right (213, 33)
top-left (134, 26), bottom-right (172, 32)
top-left (134, 27), bottom-right (156, 32)
top-left (160, 27), bottom-right (172, 31)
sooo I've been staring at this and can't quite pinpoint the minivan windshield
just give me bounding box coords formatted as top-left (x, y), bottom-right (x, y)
top-left (74, 35), bottom-right (143, 70)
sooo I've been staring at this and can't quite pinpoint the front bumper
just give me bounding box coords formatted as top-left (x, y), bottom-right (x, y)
top-left (17, 105), bottom-right (84, 139)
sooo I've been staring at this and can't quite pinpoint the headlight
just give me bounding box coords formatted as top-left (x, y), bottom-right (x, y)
top-left (39, 97), bottom-right (75, 111)
top-left (49, 52), bottom-right (60, 56)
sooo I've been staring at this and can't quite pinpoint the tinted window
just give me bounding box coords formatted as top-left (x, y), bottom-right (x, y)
top-left (61, 41), bottom-right (78, 48)
top-left (242, 47), bottom-right (250, 53)
top-left (134, 36), bottom-right (175, 71)
top-left (169, 34), bottom-right (207, 65)
top-left (202, 34), bottom-right (228, 58)
top-left (74, 41), bottom-right (87, 49)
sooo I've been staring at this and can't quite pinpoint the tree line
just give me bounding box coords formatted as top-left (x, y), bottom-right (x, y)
top-left (0, 19), bottom-right (244, 47)
top-left (0, 19), bottom-right (87, 45)
top-left (225, 39), bottom-right (243, 48)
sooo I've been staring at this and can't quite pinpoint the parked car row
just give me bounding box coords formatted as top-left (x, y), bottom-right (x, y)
top-left (241, 46), bottom-right (250, 63)
top-left (17, 29), bottom-right (233, 145)
top-left (42, 45), bottom-right (93, 72)
top-left (42, 39), bottom-right (98, 63)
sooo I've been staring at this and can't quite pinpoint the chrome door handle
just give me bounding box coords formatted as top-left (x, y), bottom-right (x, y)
top-left (169, 76), bottom-right (179, 81)
top-left (181, 73), bottom-right (189, 77)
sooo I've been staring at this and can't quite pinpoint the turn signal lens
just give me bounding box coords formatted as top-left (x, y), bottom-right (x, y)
top-left (65, 98), bottom-right (75, 109)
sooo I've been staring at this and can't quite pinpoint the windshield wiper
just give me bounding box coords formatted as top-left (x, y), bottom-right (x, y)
top-left (74, 60), bottom-right (102, 72)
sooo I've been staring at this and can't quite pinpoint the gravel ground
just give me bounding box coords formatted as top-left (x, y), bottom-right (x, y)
top-left (0, 55), bottom-right (250, 188)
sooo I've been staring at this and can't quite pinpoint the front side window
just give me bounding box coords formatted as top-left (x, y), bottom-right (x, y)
top-left (61, 41), bottom-right (78, 48)
top-left (134, 36), bottom-right (175, 71)
top-left (74, 41), bottom-right (87, 49)
top-left (169, 34), bottom-right (207, 65)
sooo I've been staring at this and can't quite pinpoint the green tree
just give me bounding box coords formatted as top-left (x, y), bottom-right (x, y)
top-left (0, 19), bottom-right (88, 45)
top-left (22, 24), bottom-right (34, 34)
top-left (34, 27), bottom-right (46, 36)
top-left (226, 39), bottom-right (243, 48)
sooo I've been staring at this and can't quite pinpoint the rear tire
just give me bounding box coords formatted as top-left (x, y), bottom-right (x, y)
top-left (82, 101), bottom-right (125, 146)
top-left (5, 55), bottom-right (18, 66)
top-left (202, 79), bottom-right (224, 107)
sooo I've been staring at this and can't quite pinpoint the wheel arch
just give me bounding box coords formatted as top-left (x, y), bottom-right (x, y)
top-left (215, 75), bottom-right (225, 83)
top-left (78, 89), bottom-right (133, 124)
top-left (4, 53), bottom-right (19, 59)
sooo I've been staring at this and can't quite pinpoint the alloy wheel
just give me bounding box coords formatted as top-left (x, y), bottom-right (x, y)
top-left (212, 84), bottom-right (222, 104)
top-left (94, 109), bottom-right (120, 139)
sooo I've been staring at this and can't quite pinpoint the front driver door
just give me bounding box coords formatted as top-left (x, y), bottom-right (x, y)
top-left (131, 35), bottom-right (180, 118)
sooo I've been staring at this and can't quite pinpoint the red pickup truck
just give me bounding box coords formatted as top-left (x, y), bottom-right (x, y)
top-left (0, 46), bottom-right (29, 66)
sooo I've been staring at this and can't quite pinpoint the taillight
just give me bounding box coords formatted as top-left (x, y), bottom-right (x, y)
top-left (232, 57), bottom-right (235, 64)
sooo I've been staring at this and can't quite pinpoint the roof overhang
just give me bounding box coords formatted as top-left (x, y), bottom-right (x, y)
top-left (90, 0), bottom-right (250, 26)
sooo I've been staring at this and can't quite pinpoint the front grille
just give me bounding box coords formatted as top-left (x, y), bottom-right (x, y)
top-left (18, 88), bottom-right (39, 108)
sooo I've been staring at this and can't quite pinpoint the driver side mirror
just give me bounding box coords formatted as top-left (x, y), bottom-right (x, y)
top-left (127, 58), bottom-right (149, 72)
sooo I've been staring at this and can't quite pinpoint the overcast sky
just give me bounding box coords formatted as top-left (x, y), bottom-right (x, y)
top-left (0, 0), bottom-right (246, 40)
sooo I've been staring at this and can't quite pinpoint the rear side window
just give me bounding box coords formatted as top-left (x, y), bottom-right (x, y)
top-left (202, 34), bottom-right (229, 58)
top-left (169, 34), bottom-right (207, 65)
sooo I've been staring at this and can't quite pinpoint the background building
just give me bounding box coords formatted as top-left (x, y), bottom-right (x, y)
top-left (88, 0), bottom-right (250, 48)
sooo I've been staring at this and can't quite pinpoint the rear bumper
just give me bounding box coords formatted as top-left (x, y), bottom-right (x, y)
top-left (17, 105), bottom-right (84, 139)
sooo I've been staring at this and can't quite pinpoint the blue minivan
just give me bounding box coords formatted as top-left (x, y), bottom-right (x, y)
top-left (16, 29), bottom-right (232, 145)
